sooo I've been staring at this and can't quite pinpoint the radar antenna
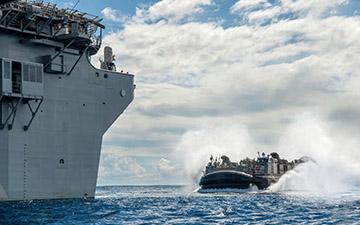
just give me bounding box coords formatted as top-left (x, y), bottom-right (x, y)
top-left (70, 0), bottom-right (80, 13)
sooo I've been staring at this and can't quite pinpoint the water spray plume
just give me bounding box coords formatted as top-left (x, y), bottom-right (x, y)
top-left (270, 113), bottom-right (360, 194)
top-left (176, 112), bottom-right (360, 194)
top-left (175, 123), bottom-right (257, 188)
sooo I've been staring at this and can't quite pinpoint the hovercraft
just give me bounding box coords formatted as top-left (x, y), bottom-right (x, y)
top-left (199, 152), bottom-right (309, 190)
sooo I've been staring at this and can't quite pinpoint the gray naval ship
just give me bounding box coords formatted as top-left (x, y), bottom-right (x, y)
top-left (199, 153), bottom-right (309, 190)
top-left (0, 0), bottom-right (134, 201)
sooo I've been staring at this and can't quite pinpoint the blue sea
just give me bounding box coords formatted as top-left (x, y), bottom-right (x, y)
top-left (1, 186), bottom-right (360, 224)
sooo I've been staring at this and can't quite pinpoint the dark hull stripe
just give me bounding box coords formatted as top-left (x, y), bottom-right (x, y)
top-left (200, 171), bottom-right (276, 190)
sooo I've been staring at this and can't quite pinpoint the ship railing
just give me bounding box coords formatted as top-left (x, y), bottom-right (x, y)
top-left (0, 1), bottom-right (58, 18)
top-left (91, 33), bottom-right (102, 46)
top-left (64, 9), bottom-right (103, 26)
top-left (0, 0), bottom-right (104, 40)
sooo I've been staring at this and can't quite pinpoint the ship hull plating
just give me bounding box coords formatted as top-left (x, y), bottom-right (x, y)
top-left (199, 170), bottom-right (275, 190)
top-left (0, 32), bottom-right (135, 201)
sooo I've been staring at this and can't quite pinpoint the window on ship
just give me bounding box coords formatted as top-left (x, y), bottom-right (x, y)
top-left (11, 61), bottom-right (22, 94)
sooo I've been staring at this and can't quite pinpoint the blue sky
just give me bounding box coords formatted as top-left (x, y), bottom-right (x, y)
top-left (57, 0), bottom-right (360, 28)
top-left (54, 0), bottom-right (360, 186)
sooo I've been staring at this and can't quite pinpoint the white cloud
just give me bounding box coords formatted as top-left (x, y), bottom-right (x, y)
top-left (101, 7), bottom-right (127, 22)
top-left (157, 158), bottom-right (178, 176)
top-left (97, 0), bottom-right (360, 185)
top-left (98, 148), bottom-right (151, 184)
top-left (247, 6), bottom-right (282, 22)
top-left (280, 0), bottom-right (348, 17)
top-left (98, 147), bottom-right (187, 185)
top-left (101, 12), bottom-right (360, 143)
top-left (230, 0), bottom-right (348, 24)
top-left (135, 0), bottom-right (213, 22)
top-left (230, 0), bottom-right (269, 14)
top-left (103, 15), bottom-right (360, 91)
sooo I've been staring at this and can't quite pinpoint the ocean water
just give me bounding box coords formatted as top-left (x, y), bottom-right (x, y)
top-left (1, 186), bottom-right (360, 224)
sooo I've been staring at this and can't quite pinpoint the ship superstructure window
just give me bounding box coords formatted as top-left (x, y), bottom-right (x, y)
top-left (23, 64), bottom-right (29, 81)
top-left (36, 66), bottom-right (42, 83)
top-left (4, 61), bottom-right (10, 79)
top-left (1, 59), bottom-right (13, 93)
top-left (1, 58), bottom-right (44, 97)
top-left (59, 159), bottom-right (65, 165)
top-left (23, 63), bottom-right (43, 83)
top-left (29, 64), bottom-right (36, 82)
top-left (11, 61), bottom-right (22, 94)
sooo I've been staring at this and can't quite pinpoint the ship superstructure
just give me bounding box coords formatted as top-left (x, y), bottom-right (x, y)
top-left (0, 0), bottom-right (135, 201)
top-left (199, 153), bottom-right (308, 190)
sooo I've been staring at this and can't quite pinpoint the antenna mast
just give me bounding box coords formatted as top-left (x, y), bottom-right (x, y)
top-left (70, 0), bottom-right (80, 12)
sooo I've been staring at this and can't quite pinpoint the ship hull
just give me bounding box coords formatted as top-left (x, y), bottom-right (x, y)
top-left (199, 170), bottom-right (275, 190)
top-left (0, 32), bottom-right (135, 201)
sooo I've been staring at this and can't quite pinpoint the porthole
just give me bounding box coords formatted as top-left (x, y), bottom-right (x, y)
top-left (59, 159), bottom-right (65, 165)
top-left (104, 74), bottom-right (108, 79)
top-left (120, 89), bottom-right (126, 97)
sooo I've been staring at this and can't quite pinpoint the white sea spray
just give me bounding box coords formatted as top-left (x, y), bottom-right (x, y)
top-left (174, 122), bottom-right (257, 189)
top-left (176, 112), bottom-right (360, 195)
top-left (270, 113), bottom-right (360, 194)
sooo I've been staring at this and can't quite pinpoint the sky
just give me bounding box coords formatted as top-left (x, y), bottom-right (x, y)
top-left (52, 0), bottom-right (360, 186)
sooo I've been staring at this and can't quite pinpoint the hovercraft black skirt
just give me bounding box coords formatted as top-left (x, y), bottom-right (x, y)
top-left (199, 170), bottom-right (271, 190)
